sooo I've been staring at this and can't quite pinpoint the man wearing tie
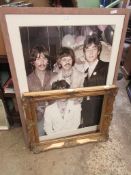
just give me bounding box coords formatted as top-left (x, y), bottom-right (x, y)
top-left (81, 34), bottom-right (109, 127)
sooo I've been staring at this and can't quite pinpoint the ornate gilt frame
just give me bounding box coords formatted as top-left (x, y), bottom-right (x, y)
top-left (23, 85), bottom-right (117, 153)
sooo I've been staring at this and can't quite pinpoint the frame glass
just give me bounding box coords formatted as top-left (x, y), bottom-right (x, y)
top-left (23, 85), bottom-right (117, 152)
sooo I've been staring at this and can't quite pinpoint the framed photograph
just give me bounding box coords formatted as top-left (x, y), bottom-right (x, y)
top-left (0, 8), bottom-right (129, 147)
top-left (23, 85), bottom-right (117, 152)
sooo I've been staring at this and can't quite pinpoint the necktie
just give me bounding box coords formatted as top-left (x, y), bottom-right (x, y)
top-left (84, 68), bottom-right (89, 87)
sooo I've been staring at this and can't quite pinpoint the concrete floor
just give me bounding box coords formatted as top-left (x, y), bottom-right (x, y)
top-left (0, 77), bottom-right (131, 175)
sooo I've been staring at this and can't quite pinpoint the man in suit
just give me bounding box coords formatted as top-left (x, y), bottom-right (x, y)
top-left (27, 45), bottom-right (54, 136)
top-left (51, 47), bottom-right (84, 89)
top-left (27, 45), bottom-right (53, 92)
top-left (81, 34), bottom-right (109, 127)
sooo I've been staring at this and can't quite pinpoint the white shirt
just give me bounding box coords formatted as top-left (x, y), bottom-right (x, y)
top-left (44, 100), bottom-right (81, 135)
top-left (88, 59), bottom-right (98, 78)
top-left (75, 59), bottom-right (98, 78)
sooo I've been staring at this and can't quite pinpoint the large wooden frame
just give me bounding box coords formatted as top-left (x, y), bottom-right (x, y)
top-left (0, 8), bottom-right (129, 148)
top-left (23, 85), bottom-right (117, 153)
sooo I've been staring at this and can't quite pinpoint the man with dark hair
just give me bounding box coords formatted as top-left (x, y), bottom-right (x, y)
top-left (81, 34), bottom-right (109, 127)
top-left (27, 45), bottom-right (52, 92)
top-left (27, 45), bottom-right (55, 136)
top-left (44, 80), bottom-right (81, 135)
top-left (51, 47), bottom-right (84, 88)
top-left (52, 80), bottom-right (70, 90)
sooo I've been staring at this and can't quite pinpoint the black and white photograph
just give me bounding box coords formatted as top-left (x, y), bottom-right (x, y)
top-left (20, 25), bottom-right (113, 90)
top-left (19, 25), bottom-right (114, 138)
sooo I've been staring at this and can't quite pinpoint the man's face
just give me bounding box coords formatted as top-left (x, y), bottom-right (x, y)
top-left (74, 45), bottom-right (85, 64)
top-left (60, 56), bottom-right (73, 71)
top-left (34, 53), bottom-right (48, 71)
top-left (84, 43), bottom-right (99, 63)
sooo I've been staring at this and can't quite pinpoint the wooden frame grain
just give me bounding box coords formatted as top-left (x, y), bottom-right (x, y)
top-left (22, 85), bottom-right (117, 153)
top-left (0, 8), bottom-right (129, 147)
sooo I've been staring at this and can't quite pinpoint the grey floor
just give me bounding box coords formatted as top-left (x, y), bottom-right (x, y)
top-left (0, 78), bottom-right (131, 175)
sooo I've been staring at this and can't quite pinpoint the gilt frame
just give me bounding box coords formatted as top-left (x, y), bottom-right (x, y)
top-left (23, 85), bottom-right (117, 153)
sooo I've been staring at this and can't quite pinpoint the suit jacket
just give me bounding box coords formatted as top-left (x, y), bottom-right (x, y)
top-left (50, 67), bottom-right (84, 89)
top-left (27, 70), bottom-right (55, 121)
top-left (27, 70), bottom-right (53, 92)
top-left (81, 60), bottom-right (109, 127)
top-left (44, 100), bottom-right (81, 135)
top-left (84, 60), bottom-right (109, 87)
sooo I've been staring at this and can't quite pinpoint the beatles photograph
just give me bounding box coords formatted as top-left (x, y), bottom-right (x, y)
top-left (19, 25), bottom-right (113, 139)
top-left (3, 11), bottom-right (126, 141)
